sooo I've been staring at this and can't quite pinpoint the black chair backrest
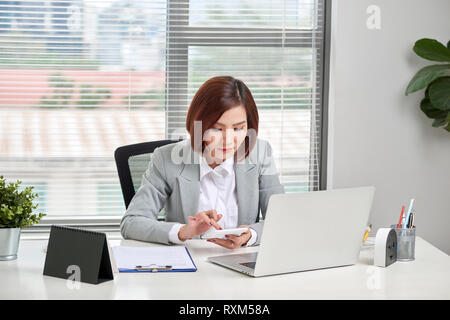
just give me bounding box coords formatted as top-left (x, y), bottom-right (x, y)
top-left (114, 140), bottom-right (180, 209)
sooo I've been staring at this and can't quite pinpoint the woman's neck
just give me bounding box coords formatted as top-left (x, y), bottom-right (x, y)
top-left (209, 163), bottom-right (220, 169)
top-left (204, 155), bottom-right (228, 169)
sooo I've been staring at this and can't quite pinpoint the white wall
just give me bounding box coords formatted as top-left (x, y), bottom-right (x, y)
top-left (328, 0), bottom-right (450, 254)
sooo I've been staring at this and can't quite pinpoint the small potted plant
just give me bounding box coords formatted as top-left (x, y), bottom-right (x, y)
top-left (0, 176), bottom-right (45, 261)
top-left (405, 38), bottom-right (450, 131)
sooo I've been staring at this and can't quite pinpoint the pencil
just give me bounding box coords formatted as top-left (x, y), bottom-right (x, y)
top-left (363, 224), bottom-right (372, 242)
top-left (397, 205), bottom-right (405, 228)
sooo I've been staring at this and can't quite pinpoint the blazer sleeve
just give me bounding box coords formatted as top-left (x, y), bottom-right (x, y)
top-left (119, 147), bottom-right (179, 245)
top-left (248, 141), bottom-right (285, 246)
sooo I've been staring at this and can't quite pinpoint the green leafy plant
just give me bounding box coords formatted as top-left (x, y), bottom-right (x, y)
top-left (77, 84), bottom-right (111, 108)
top-left (0, 176), bottom-right (46, 228)
top-left (406, 38), bottom-right (450, 132)
top-left (122, 89), bottom-right (165, 109)
top-left (39, 73), bottom-right (74, 108)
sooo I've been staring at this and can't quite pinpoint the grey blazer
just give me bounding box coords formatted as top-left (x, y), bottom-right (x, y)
top-left (120, 138), bottom-right (285, 245)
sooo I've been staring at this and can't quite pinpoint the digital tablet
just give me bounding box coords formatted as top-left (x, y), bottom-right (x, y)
top-left (200, 227), bottom-right (248, 240)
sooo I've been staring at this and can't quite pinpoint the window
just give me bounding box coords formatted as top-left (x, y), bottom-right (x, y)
top-left (0, 0), bottom-right (329, 227)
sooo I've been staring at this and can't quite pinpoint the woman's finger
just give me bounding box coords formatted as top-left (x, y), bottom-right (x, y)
top-left (188, 216), bottom-right (200, 224)
top-left (225, 234), bottom-right (239, 240)
top-left (203, 209), bottom-right (217, 219)
top-left (213, 239), bottom-right (241, 249)
top-left (198, 211), bottom-right (222, 230)
top-left (238, 225), bottom-right (250, 234)
top-left (225, 235), bottom-right (244, 247)
top-left (197, 212), bottom-right (212, 225)
top-left (210, 219), bottom-right (222, 230)
top-left (203, 209), bottom-right (222, 223)
top-left (209, 238), bottom-right (237, 249)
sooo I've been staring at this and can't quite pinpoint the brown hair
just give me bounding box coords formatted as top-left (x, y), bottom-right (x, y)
top-left (185, 76), bottom-right (259, 160)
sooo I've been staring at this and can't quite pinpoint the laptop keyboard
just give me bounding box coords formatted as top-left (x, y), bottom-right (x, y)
top-left (240, 261), bottom-right (256, 269)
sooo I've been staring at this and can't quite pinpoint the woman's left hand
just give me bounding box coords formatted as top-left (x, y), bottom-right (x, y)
top-left (207, 225), bottom-right (252, 249)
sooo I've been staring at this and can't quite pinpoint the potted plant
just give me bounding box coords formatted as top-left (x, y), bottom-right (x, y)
top-left (405, 38), bottom-right (450, 132)
top-left (0, 176), bottom-right (45, 261)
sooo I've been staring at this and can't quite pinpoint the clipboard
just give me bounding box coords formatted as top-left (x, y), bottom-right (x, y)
top-left (43, 225), bottom-right (114, 284)
top-left (112, 246), bottom-right (197, 273)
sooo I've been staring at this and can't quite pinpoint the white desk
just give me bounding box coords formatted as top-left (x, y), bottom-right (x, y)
top-left (1, 235), bottom-right (449, 299)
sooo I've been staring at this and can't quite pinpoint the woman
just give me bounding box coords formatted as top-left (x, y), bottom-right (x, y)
top-left (120, 76), bottom-right (284, 249)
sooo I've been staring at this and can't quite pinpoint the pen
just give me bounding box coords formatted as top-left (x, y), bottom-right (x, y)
top-left (407, 213), bottom-right (413, 228)
top-left (403, 198), bottom-right (415, 229)
top-left (363, 224), bottom-right (372, 242)
top-left (411, 212), bottom-right (415, 228)
top-left (397, 205), bottom-right (405, 228)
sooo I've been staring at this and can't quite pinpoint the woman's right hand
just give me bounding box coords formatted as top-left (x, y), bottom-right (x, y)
top-left (178, 210), bottom-right (223, 241)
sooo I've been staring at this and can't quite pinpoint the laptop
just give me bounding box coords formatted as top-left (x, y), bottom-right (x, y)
top-left (207, 186), bottom-right (375, 277)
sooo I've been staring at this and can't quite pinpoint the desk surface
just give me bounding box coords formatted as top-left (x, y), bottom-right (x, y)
top-left (1, 235), bottom-right (449, 300)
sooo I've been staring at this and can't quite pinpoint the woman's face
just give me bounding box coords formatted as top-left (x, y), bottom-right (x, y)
top-left (203, 105), bottom-right (248, 163)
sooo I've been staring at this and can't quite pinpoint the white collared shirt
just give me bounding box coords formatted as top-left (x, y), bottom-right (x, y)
top-left (198, 155), bottom-right (238, 229)
top-left (168, 155), bottom-right (257, 246)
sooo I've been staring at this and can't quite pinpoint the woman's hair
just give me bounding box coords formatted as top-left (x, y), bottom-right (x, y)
top-left (185, 76), bottom-right (259, 160)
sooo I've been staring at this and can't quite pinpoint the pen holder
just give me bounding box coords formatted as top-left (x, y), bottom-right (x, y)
top-left (390, 225), bottom-right (416, 262)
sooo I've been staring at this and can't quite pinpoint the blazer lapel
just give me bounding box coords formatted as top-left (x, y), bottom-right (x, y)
top-left (235, 161), bottom-right (257, 227)
top-left (177, 141), bottom-right (200, 221)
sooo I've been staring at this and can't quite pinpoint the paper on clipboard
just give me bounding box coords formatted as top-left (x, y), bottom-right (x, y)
top-left (111, 245), bottom-right (196, 271)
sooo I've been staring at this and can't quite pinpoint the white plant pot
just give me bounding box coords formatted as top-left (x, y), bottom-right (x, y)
top-left (0, 228), bottom-right (21, 261)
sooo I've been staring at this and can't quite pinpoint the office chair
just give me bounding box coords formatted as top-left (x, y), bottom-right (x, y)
top-left (114, 140), bottom-right (181, 210)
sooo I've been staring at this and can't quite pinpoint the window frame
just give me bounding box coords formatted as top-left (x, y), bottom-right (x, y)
top-left (24, 0), bottom-right (332, 231)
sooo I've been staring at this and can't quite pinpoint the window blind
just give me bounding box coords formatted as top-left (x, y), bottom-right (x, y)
top-left (0, 0), bottom-right (327, 220)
